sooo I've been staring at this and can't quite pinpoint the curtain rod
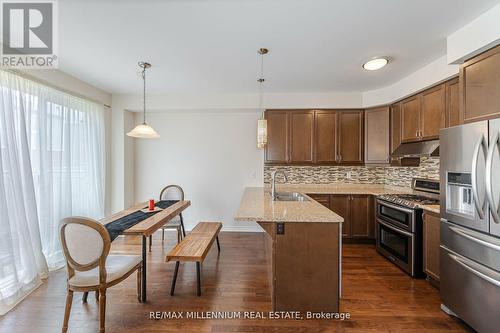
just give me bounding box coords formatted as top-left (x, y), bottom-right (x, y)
top-left (2, 68), bottom-right (111, 108)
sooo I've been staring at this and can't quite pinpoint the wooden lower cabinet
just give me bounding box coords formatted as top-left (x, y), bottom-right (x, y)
top-left (307, 194), bottom-right (330, 208)
top-left (308, 193), bottom-right (374, 240)
top-left (350, 195), bottom-right (370, 238)
top-left (258, 221), bottom-right (340, 312)
top-left (423, 211), bottom-right (440, 285)
top-left (329, 195), bottom-right (351, 238)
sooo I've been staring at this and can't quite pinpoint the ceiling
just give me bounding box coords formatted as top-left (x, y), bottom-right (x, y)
top-left (58, 0), bottom-right (500, 95)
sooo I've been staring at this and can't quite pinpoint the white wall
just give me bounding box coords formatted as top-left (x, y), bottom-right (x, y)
top-left (447, 3), bottom-right (500, 64)
top-left (133, 110), bottom-right (263, 232)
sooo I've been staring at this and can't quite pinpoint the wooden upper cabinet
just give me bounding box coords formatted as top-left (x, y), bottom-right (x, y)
top-left (264, 111), bottom-right (289, 164)
top-left (389, 103), bottom-right (402, 164)
top-left (460, 45), bottom-right (500, 123)
top-left (401, 95), bottom-right (421, 142)
top-left (365, 107), bottom-right (390, 164)
top-left (421, 83), bottom-right (446, 140)
top-left (338, 111), bottom-right (364, 165)
top-left (446, 77), bottom-right (460, 127)
top-left (315, 111), bottom-right (338, 164)
top-left (290, 111), bottom-right (315, 163)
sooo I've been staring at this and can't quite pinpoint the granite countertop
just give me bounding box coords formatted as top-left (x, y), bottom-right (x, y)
top-left (234, 187), bottom-right (344, 223)
top-left (265, 183), bottom-right (414, 195)
top-left (420, 204), bottom-right (440, 214)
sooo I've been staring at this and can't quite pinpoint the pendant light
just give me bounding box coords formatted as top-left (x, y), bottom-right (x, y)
top-left (126, 61), bottom-right (160, 139)
top-left (257, 48), bottom-right (268, 149)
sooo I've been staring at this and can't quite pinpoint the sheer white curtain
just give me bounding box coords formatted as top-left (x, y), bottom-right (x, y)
top-left (0, 71), bottom-right (48, 315)
top-left (0, 70), bottom-right (106, 314)
top-left (22, 77), bottom-right (106, 269)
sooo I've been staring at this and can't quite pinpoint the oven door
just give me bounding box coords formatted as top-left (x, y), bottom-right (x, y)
top-left (376, 218), bottom-right (415, 276)
top-left (376, 199), bottom-right (415, 232)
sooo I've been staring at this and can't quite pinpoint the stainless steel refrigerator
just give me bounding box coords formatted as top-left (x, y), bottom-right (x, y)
top-left (440, 119), bottom-right (500, 333)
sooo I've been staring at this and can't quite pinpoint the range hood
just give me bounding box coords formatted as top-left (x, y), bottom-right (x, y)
top-left (391, 140), bottom-right (439, 158)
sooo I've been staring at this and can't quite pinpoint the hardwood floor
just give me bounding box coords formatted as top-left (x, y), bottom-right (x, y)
top-left (0, 232), bottom-right (471, 333)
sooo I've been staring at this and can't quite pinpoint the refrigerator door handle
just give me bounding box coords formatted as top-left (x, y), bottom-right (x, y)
top-left (472, 134), bottom-right (488, 219)
top-left (486, 131), bottom-right (500, 224)
top-left (448, 252), bottom-right (500, 288)
top-left (448, 225), bottom-right (500, 251)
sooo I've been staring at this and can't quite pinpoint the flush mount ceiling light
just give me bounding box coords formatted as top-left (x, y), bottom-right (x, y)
top-left (362, 57), bottom-right (389, 71)
top-left (257, 48), bottom-right (269, 149)
top-left (126, 61), bottom-right (160, 139)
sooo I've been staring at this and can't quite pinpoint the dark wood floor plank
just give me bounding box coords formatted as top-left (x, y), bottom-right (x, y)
top-left (0, 232), bottom-right (470, 333)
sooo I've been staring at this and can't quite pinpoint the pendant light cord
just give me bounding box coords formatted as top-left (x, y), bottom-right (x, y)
top-left (142, 66), bottom-right (147, 124)
top-left (258, 51), bottom-right (265, 116)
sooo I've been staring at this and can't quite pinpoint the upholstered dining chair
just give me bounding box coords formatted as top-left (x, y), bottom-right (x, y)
top-left (158, 184), bottom-right (186, 243)
top-left (60, 217), bottom-right (142, 333)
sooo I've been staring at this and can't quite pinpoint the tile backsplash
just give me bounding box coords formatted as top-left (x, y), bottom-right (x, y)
top-left (264, 157), bottom-right (440, 188)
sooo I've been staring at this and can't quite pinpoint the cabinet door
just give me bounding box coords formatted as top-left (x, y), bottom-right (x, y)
top-left (315, 111), bottom-right (338, 164)
top-left (307, 194), bottom-right (330, 208)
top-left (338, 111), bottom-right (364, 165)
top-left (421, 84), bottom-right (446, 140)
top-left (445, 77), bottom-right (460, 128)
top-left (401, 96), bottom-right (421, 142)
top-left (389, 103), bottom-right (402, 165)
top-left (365, 107), bottom-right (390, 164)
top-left (461, 45), bottom-right (500, 123)
top-left (330, 195), bottom-right (350, 237)
top-left (423, 212), bottom-right (440, 281)
top-left (265, 111), bottom-right (289, 163)
top-left (290, 111), bottom-right (315, 163)
top-left (350, 195), bottom-right (369, 238)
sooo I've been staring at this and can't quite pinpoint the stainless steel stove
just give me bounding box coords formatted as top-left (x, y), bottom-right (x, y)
top-left (375, 178), bottom-right (440, 277)
top-left (377, 193), bottom-right (439, 208)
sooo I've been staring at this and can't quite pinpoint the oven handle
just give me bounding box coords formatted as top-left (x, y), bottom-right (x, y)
top-left (447, 252), bottom-right (500, 288)
top-left (376, 200), bottom-right (415, 215)
top-left (377, 219), bottom-right (413, 237)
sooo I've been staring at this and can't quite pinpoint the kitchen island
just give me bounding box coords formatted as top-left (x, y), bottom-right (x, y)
top-left (234, 187), bottom-right (343, 312)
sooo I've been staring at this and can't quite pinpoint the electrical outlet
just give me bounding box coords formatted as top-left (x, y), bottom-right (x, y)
top-left (276, 223), bottom-right (285, 235)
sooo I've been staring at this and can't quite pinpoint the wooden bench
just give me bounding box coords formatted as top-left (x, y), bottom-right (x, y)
top-left (166, 222), bottom-right (222, 296)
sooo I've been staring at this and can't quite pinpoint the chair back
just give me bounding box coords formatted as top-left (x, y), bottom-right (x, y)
top-left (60, 217), bottom-right (111, 281)
top-left (159, 184), bottom-right (184, 201)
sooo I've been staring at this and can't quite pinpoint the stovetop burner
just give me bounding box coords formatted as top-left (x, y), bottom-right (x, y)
top-left (377, 193), bottom-right (439, 208)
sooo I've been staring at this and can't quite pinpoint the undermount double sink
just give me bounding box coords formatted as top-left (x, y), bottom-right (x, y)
top-left (273, 192), bottom-right (310, 202)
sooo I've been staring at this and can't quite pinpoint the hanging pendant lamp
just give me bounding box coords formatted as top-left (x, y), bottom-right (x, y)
top-left (257, 48), bottom-right (269, 149)
top-left (126, 61), bottom-right (160, 139)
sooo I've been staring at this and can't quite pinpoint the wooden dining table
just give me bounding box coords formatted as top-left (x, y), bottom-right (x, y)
top-left (100, 200), bottom-right (191, 302)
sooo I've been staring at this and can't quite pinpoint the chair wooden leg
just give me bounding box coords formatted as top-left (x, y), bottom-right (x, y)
top-left (99, 289), bottom-right (106, 333)
top-left (82, 291), bottom-right (88, 303)
top-left (149, 235), bottom-right (152, 252)
top-left (95, 290), bottom-right (100, 302)
top-left (62, 289), bottom-right (73, 333)
top-left (137, 265), bottom-right (142, 302)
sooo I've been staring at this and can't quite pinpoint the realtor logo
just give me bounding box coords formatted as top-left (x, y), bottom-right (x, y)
top-left (1, 0), bottom-right (58, 68)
